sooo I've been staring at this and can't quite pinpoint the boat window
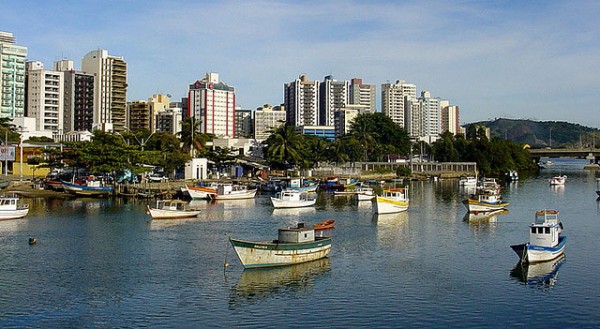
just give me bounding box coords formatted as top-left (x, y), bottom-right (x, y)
top-left (545, 227), bottom-right (550, 234)
top-left (537, 227), bottom-right (544, 234)
top-left (531, 227), bottom-right (536, 234)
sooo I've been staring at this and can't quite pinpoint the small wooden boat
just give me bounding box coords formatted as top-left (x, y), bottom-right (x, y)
top-left (459, 176), bottom-right (477, 186)
top-left (313, 219), bottom-right (335, 230)
top-left (146, 199), bottom-right (202, 219)
top-left (511, 210), bottom-right (567, 263)
top-left (0, 194), bottom-right (29, 220)
top-left (62, 180), bottom-right (113, 197)
top-left (373, 188), bottom-right (409, 214)
top-left (229, 223), bottom-right (332, 269)
top-left (270, 190), bottom-right (316, 208)
top-left (181, 185), bottom-right (217, 199)
top-left (0, 180), bottom-right (10, 189)
top-left (355, 186), bottom-right (374, 201)
top-left (462, 190), bottom-right (509, 213)
top-left (549, 175), bottom-right (567, 185)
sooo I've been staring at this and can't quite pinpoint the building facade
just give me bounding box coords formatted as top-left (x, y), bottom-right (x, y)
top-left (441, 104), bottom-right (460, 135)
top-left (81, 49), bottom-right (127, 132)
top-left (127, 100), bottom-right (150, 132)
top-left (26, 61), bottom-right (64, 132)
top-left (254, 104), bottom-right (286, 141)
top-left (284, 74), bottom-right (319, 127)
top-left (235, 107), bottom-right (253, 138)
top-left (319, 75), bottom-right (349, 126)
top-left (419, 91), bottom-right (441, 139)
top-left (54, 60), bottom-right (95, 132)
top-left (187, 73), bottom-right (236, 138)
top-left (381, 80), bottom-right (417, 129)
top-left (147, 94), bottom-right (170, 133)
top-left (0, 31), bottom-right (27, 118)
top-left (156, 107), bottom-right (182, 135)
top-left (334, 104), bottom-right (374, 138)
top-left (349, 78), bottom-right (376, 112)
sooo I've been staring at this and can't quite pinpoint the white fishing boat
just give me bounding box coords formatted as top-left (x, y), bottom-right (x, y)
top-left (270, 190), bottom-right (316, 208)
top-left (146, 199), bottom-right (202, 219)
top-left (459, 176), bottom-right (478, 186)
top-left (549, 175), bottom-right (567, 185)
top-left (215, 184), bottom-right (257, 200)
top-left (511, 210), bottom-right (567, 263)
top-left (0, 194), bottom-right (29, 220)
top-left (462, 190), bottom-right (509, 213)
top-left (372, 187), bottom-right (409, 214)
top-left (229, 223), bottom-right (332, 269)
top-left (181, 185), bottom-right (217, 199)
top-left (505, 170), bottom-right (519, 182)
top-left (355, 186), bottom-right (375, 201)
top-left (478, 178), bottom-right (501, 193)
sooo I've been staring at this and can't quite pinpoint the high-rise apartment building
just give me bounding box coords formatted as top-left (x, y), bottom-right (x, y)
top-left (147, 94), bottom-right (170, 132)
top-left (188, 73), bottom-right (236, 137)
top-left (235, 107), bottom-right (253, 138)
top-left (334, 104), bottom-right (374, 138)
top-left (54, 60), bottom-right (94, 132)
top-left (81, 49), bottom-right (127, 132)
top-left (441, 104), bottom-right (460, 135)
top-left (319, 75), bottom-right (349, 126)
top-left (381, 80), bottom-right (416, 129)
top-left (284, 74), bottom-right (319, 127)
top-left (349, 78), bottom-right (376, 112)
top-left (419, 91), bottom-right (441, 138)
top-left (0, 31), bottom-right (27, 118)
top-left (254, 104), bottom-right (286, 141)
top-left (26, 61), bottom-right (64, 132)
top-left (127, 100), bottom-right (150, 132)
top-left (156, 107), bottom-right (182, 135)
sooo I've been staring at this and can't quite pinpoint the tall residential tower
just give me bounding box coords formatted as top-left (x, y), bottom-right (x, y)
top-left (0, 31), bottom-right (27, 118)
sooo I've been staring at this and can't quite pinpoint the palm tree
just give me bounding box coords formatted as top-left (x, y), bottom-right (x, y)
top-left (264, 124), bottom-right (306, 169)
top-left (350, 118), bottom-right (378, 161)
top-left (177, 117), bottom-right (203, 155)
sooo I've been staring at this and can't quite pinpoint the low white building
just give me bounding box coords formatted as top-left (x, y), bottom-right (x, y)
top-left (185, 158), bottom-right (209, 180)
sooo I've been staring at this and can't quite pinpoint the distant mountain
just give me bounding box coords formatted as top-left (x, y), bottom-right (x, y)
top-left (464, 118), bottom-right (600, 148)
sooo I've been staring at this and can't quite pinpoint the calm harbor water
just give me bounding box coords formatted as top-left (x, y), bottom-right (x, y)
top-left (2, 158), bottom-right (600, 328)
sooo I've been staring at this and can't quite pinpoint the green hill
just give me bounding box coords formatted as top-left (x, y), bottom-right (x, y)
top-left (465, 118), bottom-right (600, 148)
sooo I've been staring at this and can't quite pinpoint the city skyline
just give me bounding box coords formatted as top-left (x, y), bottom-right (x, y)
top-left (3, 1), bottom-right (599, 128)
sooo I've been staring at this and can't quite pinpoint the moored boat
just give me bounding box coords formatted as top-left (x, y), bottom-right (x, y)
top-left (181, 185), bottom-right (217, 199)
top-left (215, 184), bottom-right (257, 200)
top-left (229, 223), bottom-right (332, 269)
top-left (549, 175), bottom-right (567, 185)
top-left (355, 186), bottom-right (375, 201)
top-left (459, 176), bottom-right (478, 186)
top-left (511, 209), bottom-right (566, 263)
top-left (373, 187), bottom-right (409, 214)
top-left (270, 190), bottom-right (316, 208)
top-left (505, 170), bottom-right (519, 182)
top-left (0, 194), bottom-right (29, 220)
top-left (146, 199), bottom-right (202, 219)
top-left (313, 219), bottom-right (335, 230)
top-left (462, 190), bottom-right (509, 213)
top-left (62, 180), bottom-right (113, 196)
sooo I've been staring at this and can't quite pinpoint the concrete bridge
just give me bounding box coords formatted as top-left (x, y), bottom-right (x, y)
top-left (529, 148), bottom-right (600, 163)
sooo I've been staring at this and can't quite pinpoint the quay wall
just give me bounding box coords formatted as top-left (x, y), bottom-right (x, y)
top-left (306, 161), bottom-right (477, 180)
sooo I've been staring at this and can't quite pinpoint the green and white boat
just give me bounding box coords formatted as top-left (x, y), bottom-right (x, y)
top-left (229, 223), bottom-right (332, 269)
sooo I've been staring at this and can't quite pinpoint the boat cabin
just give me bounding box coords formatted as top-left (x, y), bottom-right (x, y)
top-left (530, 210), bottom-right (562, 248)
top-left (383, 188), bottom-right (407, 199)
top-left (278, 223), bottom-right (315, 243)
top-left (156, 200), bottom-right (189, 211)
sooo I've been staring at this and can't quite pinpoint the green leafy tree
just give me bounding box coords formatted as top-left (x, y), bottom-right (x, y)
top-left (263, 124), bottom-right (307, 170)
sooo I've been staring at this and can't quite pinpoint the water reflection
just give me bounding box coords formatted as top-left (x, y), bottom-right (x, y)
top-left (271, 206), bottom-right (316, 219)
top-left (463, 209), bottom-right (509, 224)
top-left (550, 185), bottom-right (565, 194)
top-left (510, 254), bottom-right (565, 288)
top-left (147, 217), bottom-right (201, 229)
top-left (372, 211), bottom-right (409, 226)
top-left (229, 258), bottom-right (331, 307)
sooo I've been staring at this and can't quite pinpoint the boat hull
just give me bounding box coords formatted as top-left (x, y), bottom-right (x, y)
top-left (62, 182), bottom-right (113, 196)
top-left (373, 196), bottom-right (409, 214)
top-left (463, 199), bottom-right (509, 213)
top-left (216, 189), bottom-right (257, 200)
top-left (270, 198), bottom-right (316, 209)
top-left (147, 205), bottom-right (201, 219)
top-left (511, 236), bottom-right (567, 263)
top-left (0, 208), bottom-right (29, 220)
top-left (182, 186), bottom-right (217, 199)
top-left (229, 237), bottom-right (332, 269)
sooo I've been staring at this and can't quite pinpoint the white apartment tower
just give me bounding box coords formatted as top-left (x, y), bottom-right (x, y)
top-left (188, 73), bottom-right (236, 137)
top-left (349, 78), bottom-right (376, 112)
top-left (381, 80), bottom-right (417, 129)
top-left (319, 75), bottom-right (349, 126)
top-left (254, 104), bottom-right (286, 141)
top-left (284, 74), bottom-right (319, 127)
top-left (26, 61), bottom-right (64, 132)
top-left (419, 91), bottom-right (441, 138)
top-left (0, 31), bottom-right (27, 118)
top-left (81, 49), bottom-right (127, 132)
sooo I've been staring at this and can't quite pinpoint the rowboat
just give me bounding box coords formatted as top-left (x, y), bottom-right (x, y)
top-left (373, 188), bottom-right (409, 214)
top-left (462, 190), bottom-right (509, 213)
top-left (181, 185), bottom-right (217, 199)
top-left (146, 199), bottom-right (202, 219)
top-left (62, 180), bottom-right (113, 197)
top-left (229, 223), bottom-right (332, 269)
top-left (511, 210), bottom-right (567, 263)
top-left (313, 219), bottom-right (335, 230)
top-left (270, 190), bottom-right (316, 208)
top-left (0, 194), bottom-right (29, 220)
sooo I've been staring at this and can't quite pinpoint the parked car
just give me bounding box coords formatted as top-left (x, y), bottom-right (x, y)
top-left (148, 174), bottom-right (169, 182)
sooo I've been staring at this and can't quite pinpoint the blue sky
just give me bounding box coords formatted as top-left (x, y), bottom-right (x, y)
top-left (3, 1), bottom-right (600, 128)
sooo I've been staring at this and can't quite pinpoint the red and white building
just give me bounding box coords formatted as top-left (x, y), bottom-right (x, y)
top-left (188, 73), bottom-right (236, 138)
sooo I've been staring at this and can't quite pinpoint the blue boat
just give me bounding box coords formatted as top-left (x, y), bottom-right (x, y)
top-left (62, 180), bottom-right (113, 197)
